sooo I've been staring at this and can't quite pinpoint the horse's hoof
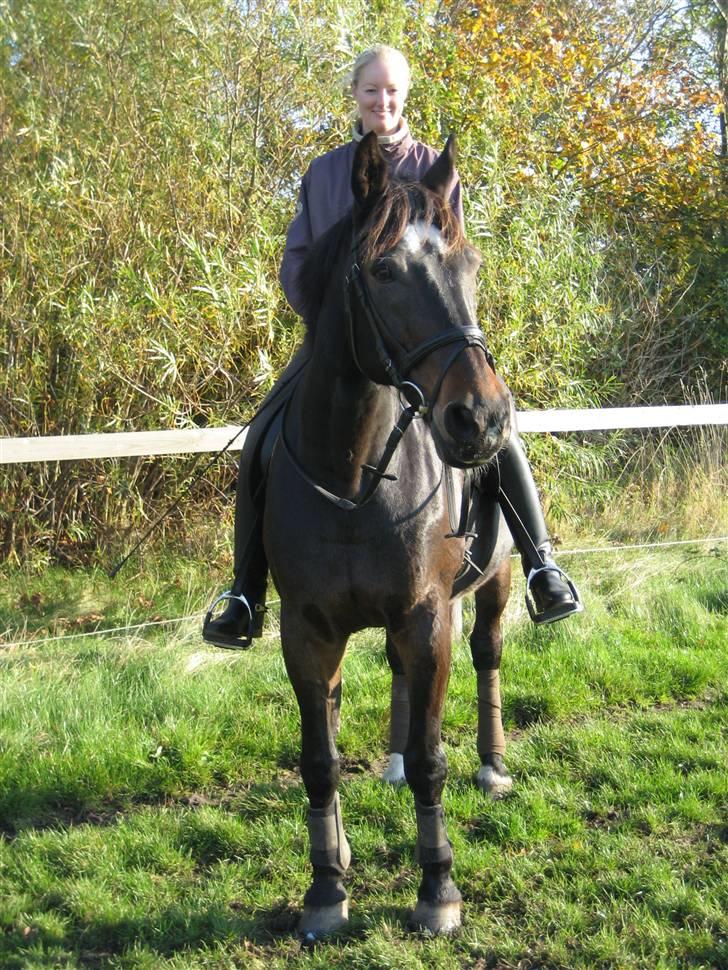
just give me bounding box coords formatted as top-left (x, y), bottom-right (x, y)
top-left (477, 763), bottom-right (513, 798)
top-left (408, 899), bottom-right (461, 935)
top-left (298, 900), bottom-right (349, 940)
top-left (381, 752), bottom-right (406, 786)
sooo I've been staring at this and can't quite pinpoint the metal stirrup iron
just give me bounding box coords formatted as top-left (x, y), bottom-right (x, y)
top-left (202, 590), bottom-right (255, 649)
top-left (525, 562), bottom-right (584, 624)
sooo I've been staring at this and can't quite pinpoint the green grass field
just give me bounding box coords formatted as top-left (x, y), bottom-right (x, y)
top-left (1, 544), bottom-right (726, 968)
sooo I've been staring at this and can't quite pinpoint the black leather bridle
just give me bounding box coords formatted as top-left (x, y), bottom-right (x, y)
top-left (280, 235), bottom-right (494, 511)
top-left (345, 237), bottom-right (493, 415)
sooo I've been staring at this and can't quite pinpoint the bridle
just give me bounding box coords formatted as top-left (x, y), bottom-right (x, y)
top-left (280, 231), bottom-right (494, 512)
top-left (345, 236), bottom-right (493, 415)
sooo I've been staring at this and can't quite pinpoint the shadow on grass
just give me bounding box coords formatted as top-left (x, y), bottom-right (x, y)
top-left (0, 898), bottom-right (298, 968)
top-left (0, 779), bottom-right (306, 840)
top-left (505, 691), bottom-right (557, 728)
top-left (695, 587), bottom-right (728, 615)
top-left (1, 885), bottom-right (428, 967)
top-left (0, 788), bottom-right (130, 839)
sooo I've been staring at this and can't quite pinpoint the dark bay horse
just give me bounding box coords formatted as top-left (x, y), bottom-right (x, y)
top-left (264, 132), bottom-right (513, 937)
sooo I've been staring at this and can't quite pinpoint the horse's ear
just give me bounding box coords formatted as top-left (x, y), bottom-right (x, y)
top-left (351, 131), bottom-right (388, 215)
top-left (421, 134), bottom-right (457, 199)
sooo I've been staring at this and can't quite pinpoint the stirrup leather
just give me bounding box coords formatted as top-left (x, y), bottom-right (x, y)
top-left (202, 590), bottom-right (255, 650)
top-left (525, 562), bottom-right (584, 625)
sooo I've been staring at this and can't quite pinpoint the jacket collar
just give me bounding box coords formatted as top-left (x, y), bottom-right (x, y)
top-left (352, 119), bottom-right (412, 153)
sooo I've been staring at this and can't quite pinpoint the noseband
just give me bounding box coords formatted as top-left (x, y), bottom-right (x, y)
top-left (280, 232), bottom-right (495, 512)
top-left (345, 238), bottom-right (493, 415)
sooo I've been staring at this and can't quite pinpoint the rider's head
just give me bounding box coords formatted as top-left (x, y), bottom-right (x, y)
top-left (350, 46), bottom-right (410, 137)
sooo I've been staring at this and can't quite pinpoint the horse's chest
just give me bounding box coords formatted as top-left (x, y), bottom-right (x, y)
top-left (265, 469), bottom-right (457, 602)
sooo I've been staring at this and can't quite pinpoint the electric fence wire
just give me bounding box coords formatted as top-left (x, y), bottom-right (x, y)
top-left (2, 534), bottom-right (725, 651)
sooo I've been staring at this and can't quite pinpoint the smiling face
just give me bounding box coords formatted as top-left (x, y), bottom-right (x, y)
top-left (352, 54), bottom-right (409, 136)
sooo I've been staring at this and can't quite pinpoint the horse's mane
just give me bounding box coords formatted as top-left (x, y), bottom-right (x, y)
top-left (297, 181), bottom-right (467, 329)
top-left (297, 217), bottom-right (353, 329)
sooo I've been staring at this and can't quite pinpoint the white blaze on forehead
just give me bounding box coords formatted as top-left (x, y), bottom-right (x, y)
top-left (401, 220), bottom-right (446, 255)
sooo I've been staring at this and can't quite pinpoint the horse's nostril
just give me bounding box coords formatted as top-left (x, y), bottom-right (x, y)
top-left (444, 402), bottom-right (481, 442)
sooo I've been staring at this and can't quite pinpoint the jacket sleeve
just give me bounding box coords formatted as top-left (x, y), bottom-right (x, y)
top-left (279, 169), bottom-right (313, 317)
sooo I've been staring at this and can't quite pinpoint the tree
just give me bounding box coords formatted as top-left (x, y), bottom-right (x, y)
top-left (1, 0), bottom-right (724, 558)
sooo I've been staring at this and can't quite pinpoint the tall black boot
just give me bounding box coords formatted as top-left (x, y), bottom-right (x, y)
top-left (202, 474), bottom-right (270, 650)
top-left (497, 437), bottom-right (583, 625)
top-left (202, 348), bottom-right (311, 649)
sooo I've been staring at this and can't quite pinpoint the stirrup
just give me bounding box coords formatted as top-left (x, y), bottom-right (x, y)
top-left (526, 563), bottom-right (584, 625)
top-left (202, 590), bottom-right (255, 650)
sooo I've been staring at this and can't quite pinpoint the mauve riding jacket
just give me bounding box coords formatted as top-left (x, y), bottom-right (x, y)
top-left (279, 121), bottom-right (464, 317)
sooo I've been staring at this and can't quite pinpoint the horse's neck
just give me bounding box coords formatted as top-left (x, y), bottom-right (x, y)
top-left (292, 287), bottom-right (397, 496)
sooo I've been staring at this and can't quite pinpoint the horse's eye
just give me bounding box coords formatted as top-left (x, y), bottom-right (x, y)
top-left (371, 260), bottom-right (393, 283)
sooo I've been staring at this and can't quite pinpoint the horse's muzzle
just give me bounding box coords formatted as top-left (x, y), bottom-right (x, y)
top-left (433, 395), bottom-right (511, 468)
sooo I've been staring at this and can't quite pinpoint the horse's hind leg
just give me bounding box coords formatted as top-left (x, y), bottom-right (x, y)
top-left (470, 559), bottom-right (513, 796)
top-left (280, 617), bottom-right (350, 939)
top-left (381, 602), bottom-right (460, 787)
top-left (381, 634), bottom-right (408, 785)
top-left (391, 601), bottom-right (462, 935)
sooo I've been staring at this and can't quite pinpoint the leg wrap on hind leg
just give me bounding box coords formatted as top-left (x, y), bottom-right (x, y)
top-left (414, 802), bottom-right (453, 866)
top-left (477, 669), bottom-right (506, 758)
top-left (389, 674), bottom-right (410, 755)
top-left (307, 793), bottom-right (351, 875)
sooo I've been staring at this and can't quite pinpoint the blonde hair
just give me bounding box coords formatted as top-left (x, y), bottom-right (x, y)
top-left (350, 45), bottom-right (411, 92)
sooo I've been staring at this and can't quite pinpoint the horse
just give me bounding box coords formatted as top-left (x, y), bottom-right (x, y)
top-left (263, 131), bottom-right (514, 938)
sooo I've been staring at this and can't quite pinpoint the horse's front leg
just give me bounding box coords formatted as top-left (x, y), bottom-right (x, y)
top-left (391, 599), bottom-right (462, 935)
top-left (280, 611), bottom-right (350, 940)
top-left (470, 559), bottom-right (513, 796)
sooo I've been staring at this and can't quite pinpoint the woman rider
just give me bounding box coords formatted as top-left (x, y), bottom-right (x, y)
top-left (203, 45), bottom-right (582, 650)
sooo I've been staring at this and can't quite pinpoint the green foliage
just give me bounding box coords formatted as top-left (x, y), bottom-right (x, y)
top-left (0, 0), bottom-right (363, 557)
top-left (1, 0), bottom-right (725, 558)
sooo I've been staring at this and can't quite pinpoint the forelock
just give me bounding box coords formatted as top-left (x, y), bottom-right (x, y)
top-left (358, 182), bottom-right (465, 264)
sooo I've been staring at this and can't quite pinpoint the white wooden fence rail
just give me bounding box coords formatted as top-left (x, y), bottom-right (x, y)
top-left (1, 404), bottom-right (726, 465)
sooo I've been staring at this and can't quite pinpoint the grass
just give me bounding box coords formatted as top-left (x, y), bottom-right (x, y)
top-left (0, 543), bottom-right (726, 968)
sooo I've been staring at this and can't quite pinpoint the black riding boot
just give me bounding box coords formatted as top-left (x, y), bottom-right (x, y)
top-left (202, 347), bottom-right (310, 649)
top-left (497, 437), bottom-right (583, 624)
top-left (201, 462), bottom-right (270, 649)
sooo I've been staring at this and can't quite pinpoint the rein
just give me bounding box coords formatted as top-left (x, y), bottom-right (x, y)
top-left (280, 233), bottom-right (492, 513)
top-left (280, 390), bottom-right (418, 511)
